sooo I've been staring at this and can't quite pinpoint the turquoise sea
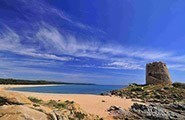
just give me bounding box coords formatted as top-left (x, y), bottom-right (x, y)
top-left (11, 85), bottom-right (126, 94)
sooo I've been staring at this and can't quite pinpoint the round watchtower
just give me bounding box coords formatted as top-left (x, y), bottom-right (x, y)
top-left (146, 61), bottom-right (172, 85)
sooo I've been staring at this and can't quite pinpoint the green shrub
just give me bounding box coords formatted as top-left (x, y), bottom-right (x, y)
top-left (28, 96), bottom-right (43, 104)
top-left (46, 100), bottom-right (66, 109)
top-left (75, 112), bottom-right (86, 119)
top-left (65, 100), bottom-right (74, 104)
top-left (33, 103), bottom-right (40, 107)
top-left (131, 87), bottom-right (143, 92)
top-left (0, 97), bottom-right (7, 106)
top-left (173, 82), bottom-right (185, 89)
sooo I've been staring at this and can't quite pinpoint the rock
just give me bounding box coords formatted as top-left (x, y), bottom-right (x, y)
top-left (0, 90), bottom-right (31, 105)
top-left (107, 106), bottom-right (127, 119)
top-left (108, 106), bottom-right (140, 119)
top-left (131, 92), bottom-right (136, 95)
top-left (164, 103), bottom-right (185, 116)
top-left (146, 61), bottom-right (172, 85)
top-left (131, 103), bottom-right (185, 120)
top-left (52, 110), bottom-right (70, 120)
top-left (155, 93), bottom-right (161, 99)
top-left (102, 100), bottom-right (105, 102)
top-left (170, 103), bottom-right (185, 110)
top-left (132, 98), bottom-right (143, 102)
top-left (100, 92), bottom-right (112, 96)
top-left (0, 105), bottom-right (48, 120)
top-left (48, 101), bottom-right (101, 120)
top-left (129, 83), bottom-right (138, 87)
top-left (48, 111), bottom-right (58, 120)
top-left (146, 90), bottom-right (151, 93)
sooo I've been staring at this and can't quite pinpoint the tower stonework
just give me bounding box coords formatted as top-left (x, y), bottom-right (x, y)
top-left (146, 61), bottom-right (172, 85)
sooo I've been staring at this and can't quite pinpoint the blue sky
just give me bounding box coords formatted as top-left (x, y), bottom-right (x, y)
top-left (0, 0), bottom-right (185, 85)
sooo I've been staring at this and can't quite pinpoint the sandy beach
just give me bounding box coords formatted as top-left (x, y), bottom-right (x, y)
top-left (0, 85), bottom-right (134, 119)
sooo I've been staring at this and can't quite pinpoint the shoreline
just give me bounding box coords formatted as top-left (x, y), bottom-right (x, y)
top-left (0, 84), bottom-right (134, 119)
top-left (0, 84), bottom-right (60, 91)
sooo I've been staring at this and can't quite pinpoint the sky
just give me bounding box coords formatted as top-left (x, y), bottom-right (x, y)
top-left (0, 0), bottom-right (185, 85)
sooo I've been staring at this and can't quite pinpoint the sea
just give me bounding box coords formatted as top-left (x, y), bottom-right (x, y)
top-left (10, 84), bottom-right (126, 94)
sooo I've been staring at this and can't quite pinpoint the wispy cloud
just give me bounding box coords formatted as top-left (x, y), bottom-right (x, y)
top-left (35, 23), bottom-right (172, 60)
top-left (168, 64), bottom-right (185, 71)
top-left (0, 23), bottom-right (179, 70)
top-left (17, 0), bottom-right (104, 35)
top-left (0, 25), bottom-right (72, 61)
top-left (106, 61), bottom-right (143, 70)
top-left (0, 0), bottom-right (185, 73)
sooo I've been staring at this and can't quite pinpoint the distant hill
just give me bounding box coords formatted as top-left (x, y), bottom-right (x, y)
top-left (0, 78), bottom-right (95, 85)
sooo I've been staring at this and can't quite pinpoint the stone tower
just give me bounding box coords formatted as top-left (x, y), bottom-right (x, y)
top-left (146, 61), bottom-right (172, 85)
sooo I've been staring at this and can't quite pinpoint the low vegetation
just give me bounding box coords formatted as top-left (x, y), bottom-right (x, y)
top-left (28, 96), bottom-right (43, 104)
top-left (46, 100), bottom-right (67, 109)
top-left (0, 78), bottom-right (95, 85)
top-left (27, 97), bottom-right (103, 120)
top-left (109, 83), bottom-right (185, 104)
top-left (105, 83), bottom-right (185, 119)
top-left (173, 82), bottom-right (185, 89)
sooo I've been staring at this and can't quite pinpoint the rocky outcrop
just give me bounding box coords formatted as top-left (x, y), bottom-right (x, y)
top-left (42, 100), bottom-right (102, 120)
top-left (0, 90), bottom-right (102, 120)
top-left (0, 105), bottom-right (48, 120)
top-left (131, 103), bottom-right (185, 120)
top-left (107, 106), bottom-right (126, 119)
top-left (163, 103), bottom-right (185, 116)
top-left (107, 103), bottom-right (185, 120)
top-left (107, 106), bottom-right (139, 119)
top-left (0, 90), bottom-right (31, 105)
top-left (146, 61), bottom-right (172, 85)
top-left (108, 84), bottom-right (185, 104)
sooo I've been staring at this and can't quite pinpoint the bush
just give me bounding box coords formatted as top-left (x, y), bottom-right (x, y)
top-left (65, 100), bottom-right (74, 104)
top-left (75, 112), bottom-right (86, 119)
top-left (173, 82), bottom-right (185, 89)
top-left (0, 97), bottom-right (7, 106)
top-left (46, 100), bottom-right (66, 109)
top-left (28, 97), bottom-right (43, 104)
top-left (131, 87), bottom-right (144, 92)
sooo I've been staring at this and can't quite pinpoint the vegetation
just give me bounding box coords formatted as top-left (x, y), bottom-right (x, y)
top-left (27, 97), bottom-right (103, 120)
top-left (74, 112), bottom-right (86, 119)
top-left (0, 97), bottom-right (7, 106)
top-left (45, 100), bottom-right (66, 109)
top-left (173, 82), bottom-right (185, 89)
top-left (0, 78), bottom-right (62, 85)
top-left (110, 83), bottom-right (185, 104)
top-left (0, 78), bottom-right (95, 85)
top-left (28, 96), bottom-right (43, 104)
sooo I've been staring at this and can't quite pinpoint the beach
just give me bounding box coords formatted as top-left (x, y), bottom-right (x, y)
top-left (0, 85), bottom-right (134, 119)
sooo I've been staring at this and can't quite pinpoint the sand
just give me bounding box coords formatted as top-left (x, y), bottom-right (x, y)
top-left (0, 85), bottom-right (134, 119)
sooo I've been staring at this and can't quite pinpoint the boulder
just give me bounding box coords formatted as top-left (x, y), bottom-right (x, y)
top-left (0, 90), bottom-right (31, 105)
top-left (107, 106), bottom-right (140, 119)
top-left (0, 105), bottom-right (48, 120)
top-left (131, 103), bottom-right (185, 120)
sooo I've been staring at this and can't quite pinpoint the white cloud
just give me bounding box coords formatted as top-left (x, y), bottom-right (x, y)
top-left (0, 22), bottom-right (178, 70)
top-left (107, 61), bottom-right (143, 70)
top-left (19, 0), bottom-right (102, 33)
top-left (35, 23), bottom-right (172, 61)
top-left (0, 25), bottom-right (72, 61)
top-left (1, 23), bottom-right (185, 71)
top-left (0, 0), bottom-right (185, 71)
top-left (168, 64), bottom-right (185, 71)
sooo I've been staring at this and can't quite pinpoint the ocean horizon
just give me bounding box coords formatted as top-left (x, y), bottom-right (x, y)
top-left (10, 84), bottom-right (126, 94)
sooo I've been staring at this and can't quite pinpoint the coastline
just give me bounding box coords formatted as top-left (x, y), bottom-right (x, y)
top-left (0, 84), bottom-right (60, 91)
top-left (0, 84), bottom-right (134, 119)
